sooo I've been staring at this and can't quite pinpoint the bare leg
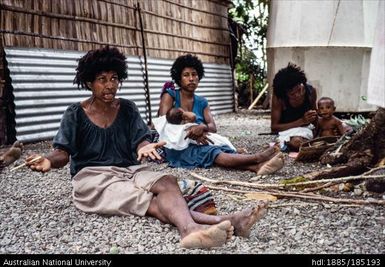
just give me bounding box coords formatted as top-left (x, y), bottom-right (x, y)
top-left (214, 147), bottom-right (276, 169)
top-left (190, 201), bottom-right (268, 238)
top-left (145, 175), bottom-right (233, 248)
top-left (215, 147), bottom-right (283, 175)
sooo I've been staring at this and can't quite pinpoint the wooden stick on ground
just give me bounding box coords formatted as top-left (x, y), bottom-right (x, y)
top-left (190, 172), bottom-right (285, 189)
top-left (296, 167), bottom-right (385, 192)
top-left (191, 169), bottom-right (385, 191)
top-left (283, 174), bottom-right (385, 187)
top-left (363, 166), bottom-right (385, 175)
top-left (268, 203), bottom-right (363, 208)
top-left (301, 182), bottom-right (334, 193)
top-left (10, 156), bottom-right (42, 172)
top-left (204, 184), bottom-right (385, 206)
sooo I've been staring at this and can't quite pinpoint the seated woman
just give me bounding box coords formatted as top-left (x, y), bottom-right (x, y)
top-left (158, 54), bottom-right (284, 175)
top-left (25, 46), bottom-right (270, 249)
top-left (271, 63), bottom-right (318, 151)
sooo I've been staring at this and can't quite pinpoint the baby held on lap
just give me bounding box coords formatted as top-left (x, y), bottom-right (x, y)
top-left (153, 107), bottom-right (237, 151)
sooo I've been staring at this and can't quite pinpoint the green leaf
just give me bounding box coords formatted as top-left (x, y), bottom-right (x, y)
top-left (280, 176), bottom-right (308, 185)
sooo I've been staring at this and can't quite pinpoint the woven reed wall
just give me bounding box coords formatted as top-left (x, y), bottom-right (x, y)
top-left (0, 0), bottom-right (230, 64)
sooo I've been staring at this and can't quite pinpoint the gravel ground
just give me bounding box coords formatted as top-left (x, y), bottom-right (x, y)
top-left (0, 111), bottom-right (384, 254)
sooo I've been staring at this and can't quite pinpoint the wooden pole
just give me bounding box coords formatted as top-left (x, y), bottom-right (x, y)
top-left (248, 83), bottom-right (269, 110)
top-left (136, 3), bottom-right (152, 126)
top-left (248, 75), bottom-right (253, 107)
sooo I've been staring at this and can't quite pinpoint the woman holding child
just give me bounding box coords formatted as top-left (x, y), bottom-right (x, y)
top-left (158, 54), bottom-right (284, 175)
top-left (271, 63), bottom-right (351, 151)
top-left (271, 63), bottom-right (318, 151)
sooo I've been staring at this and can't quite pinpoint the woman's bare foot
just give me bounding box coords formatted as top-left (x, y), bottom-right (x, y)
top-left (229, 201), bottom-right (268, 238)
top-left (256, 152), bottom-right (284, 175)
top-left (180, 220), bottom-right (232, 249)
top-left (0, 141), bottom-right (23, 167)
top-left (223, 224), bottom-right (234, 242)
top-left (256, 146), bottom-right (277, 162)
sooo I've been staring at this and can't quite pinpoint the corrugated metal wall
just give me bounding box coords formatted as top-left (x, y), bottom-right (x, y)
top-left (5, 47), bottom-right (234, 142)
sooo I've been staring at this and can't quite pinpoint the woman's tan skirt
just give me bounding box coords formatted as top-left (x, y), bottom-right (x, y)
top-left (72, 165), bottom-right (168, 216)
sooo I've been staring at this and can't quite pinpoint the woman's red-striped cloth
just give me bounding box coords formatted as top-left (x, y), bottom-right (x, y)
top-left (178, 179), bottom-right (217, 215)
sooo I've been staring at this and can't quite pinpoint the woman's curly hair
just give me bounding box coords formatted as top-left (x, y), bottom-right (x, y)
top-left (273, 62), bottom-right (307, 99)
top-left (73, 46), bottom-right (128, 90)
top-left (170, 54), bottom-right (204, 87)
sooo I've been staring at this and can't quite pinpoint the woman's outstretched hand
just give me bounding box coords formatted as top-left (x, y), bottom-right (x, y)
top-left (26, 154), bottom-right (51, 173)
top-left (137, 141), bottom-right (166, 161)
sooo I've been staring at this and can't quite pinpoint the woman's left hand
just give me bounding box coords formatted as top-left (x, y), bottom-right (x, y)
top-left (185, 124), bottom-right (206, 140)
top-left (195, 133), bottom-right (213, 145)
top-left (185, 125), bottom-right (213, 145)
top-left (137, 141), bottom-right (166, 161)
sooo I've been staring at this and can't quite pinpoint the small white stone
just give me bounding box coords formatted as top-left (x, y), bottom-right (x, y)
top-left (354, 188), bottom-right (363, 196)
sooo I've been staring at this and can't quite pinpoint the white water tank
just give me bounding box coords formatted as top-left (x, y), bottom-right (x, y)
top-left (267, 0), bottom-right (380, 112)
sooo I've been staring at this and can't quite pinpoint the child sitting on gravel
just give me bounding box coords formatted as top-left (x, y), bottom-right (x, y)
top-left (315, 97), bottom-right (350, 137)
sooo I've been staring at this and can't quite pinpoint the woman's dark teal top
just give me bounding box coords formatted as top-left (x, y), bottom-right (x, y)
top-left (163, 88), bottom-right (235, 168)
